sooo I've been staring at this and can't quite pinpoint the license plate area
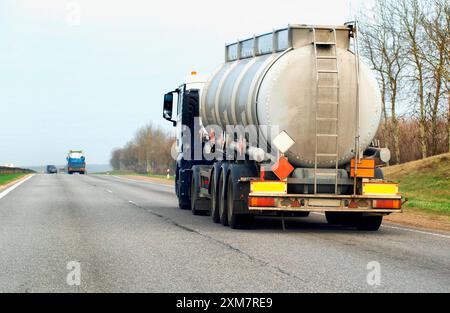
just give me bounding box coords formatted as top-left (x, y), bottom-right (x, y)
top-left (308, 198), bottom-right (341, 207)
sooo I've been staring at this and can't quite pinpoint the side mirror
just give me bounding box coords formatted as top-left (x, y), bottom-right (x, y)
top-left (163, 92), bottom-right (174, 121)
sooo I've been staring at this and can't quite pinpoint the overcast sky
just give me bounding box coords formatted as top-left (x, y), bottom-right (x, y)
top-left (0, 0), bottom-right (371, 166)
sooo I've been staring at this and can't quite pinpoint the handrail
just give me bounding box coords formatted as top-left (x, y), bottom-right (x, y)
top-left (225, 27), bottom-right (290, 62)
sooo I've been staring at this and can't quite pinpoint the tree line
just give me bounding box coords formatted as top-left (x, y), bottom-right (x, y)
top-left (111, 0), bottom-right (449, 172)
top-left (110, 124), bottom-right (175, 175)
top-left (359, 0), bottom-right (449, 164)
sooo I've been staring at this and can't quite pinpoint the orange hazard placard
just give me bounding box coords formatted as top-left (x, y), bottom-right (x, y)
top-left (350, 159), bottom-right (375, 178)
top-left (271, 156), bottom-right (294, 181)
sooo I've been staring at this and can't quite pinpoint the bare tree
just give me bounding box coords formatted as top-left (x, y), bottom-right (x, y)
top-left (360, 19), bottom-right (390, 148)
top-left (359, 0), bottom-right (407, 163)
top-left (110, 123), bottom-right (175, 174)
top-left (421, 0), bottom-right (450, 152)
top-left (375, 0), bottom-right (407, 164)
top-left (397, 0), bottom-right (429, 158)
top-left (360, 0), bottom-right (449, 161)
top-left (110, 148), bottom-right (122, 170)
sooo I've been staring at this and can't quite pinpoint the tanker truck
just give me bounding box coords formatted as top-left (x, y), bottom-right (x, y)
top-left (162, 23), bottom-right (403, 231)
top-left (66, 150), bottom-right (86, 174)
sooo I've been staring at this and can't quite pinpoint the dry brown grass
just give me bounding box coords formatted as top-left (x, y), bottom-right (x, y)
top-left (383, 152), bottom-right (450, 177)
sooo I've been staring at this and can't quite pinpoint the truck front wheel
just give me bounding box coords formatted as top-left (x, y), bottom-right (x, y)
top-left (178, 197), bottom-right (191, 210)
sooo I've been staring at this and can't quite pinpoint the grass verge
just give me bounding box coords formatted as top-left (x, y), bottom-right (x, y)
top-left (384, 153), bottom-right (450, 219)
top-left (0, 173), bottom-right (27, 188)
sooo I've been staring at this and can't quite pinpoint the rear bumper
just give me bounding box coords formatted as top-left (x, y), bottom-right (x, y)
top-left (248, 193), bottom-right (403, 214)
top-left (68, 168), bottom-right (85, 172)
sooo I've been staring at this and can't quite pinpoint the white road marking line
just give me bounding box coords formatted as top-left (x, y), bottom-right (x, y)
top-left (106, 189), bottom-right (113, 193)
top-left (128, 200), bottom-right (137, 206)
top-left (312, 212), bottom-right (449, 239)
top-left (111, 175), bottom-right (173, 189)
top-left (382, 225), bottom-right (450, 239)
top-left (0, 174), bottom-right (35, 200)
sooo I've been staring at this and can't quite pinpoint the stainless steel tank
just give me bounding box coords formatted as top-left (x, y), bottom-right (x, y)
top-left (200, 25), bottom-right (382, 168)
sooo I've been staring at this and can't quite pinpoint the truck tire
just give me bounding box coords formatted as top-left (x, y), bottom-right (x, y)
top-left (356, 216), bottom-right (383, 231)
top-left (327, 212), bottom-right (362, 227)
top-left (226, 176), bottom-right (252, 229)
top-left (176, 168), bottom-right (191, 210)
top-left (178, 197), bottom-right (191, 210)
top-left (325, 212), bottom-right (342, 225)
top-left (190, 175), bottom-right (203, 215)
top-left (218, 171), bottom-right (228, 226)
top-left (375, 167), bottom-right (384, 179)
top-left (210, 172), bottom-right (220, 223)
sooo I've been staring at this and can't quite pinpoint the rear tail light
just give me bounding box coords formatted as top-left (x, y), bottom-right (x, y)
top-left (373, 199), bottom-right (401, 209)
top-left (248, 197), bottom-right (275, 207)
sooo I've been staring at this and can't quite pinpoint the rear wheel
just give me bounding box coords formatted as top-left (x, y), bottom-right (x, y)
top-left (325, 212), bottom-right (342, 225)
top-left (327, 212), bottom-right (362, 226)
top-left (356, 216), bottom-right (383, 231)
top-left (218, 171), bottom-right (228, 226)
top-left (227, 176), bottom-right (252, 229)
top-left (210, 173), bottom-right (220, 223)
top-left (178, 197), bottom-right (191, 210)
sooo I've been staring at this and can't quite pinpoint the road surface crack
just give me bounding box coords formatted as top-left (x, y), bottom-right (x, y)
top-left (128, 200), bottom-right (307, 284)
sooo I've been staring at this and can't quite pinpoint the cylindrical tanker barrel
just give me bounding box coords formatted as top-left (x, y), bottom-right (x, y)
top-left (200, 25), bottom-right (382, 168)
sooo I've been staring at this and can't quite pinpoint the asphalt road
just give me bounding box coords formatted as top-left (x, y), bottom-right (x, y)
top-left (0, 174), bottom-right (449, 292)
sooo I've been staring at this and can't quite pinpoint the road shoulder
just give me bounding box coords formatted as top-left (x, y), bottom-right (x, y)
top-left (385, 210), bottom-right (450, 232)
top-left (112, 174), bottom-right (174, 186)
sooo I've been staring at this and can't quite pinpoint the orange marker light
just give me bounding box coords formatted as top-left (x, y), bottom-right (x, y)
top-left (373, 199), bottom-right (401, 209)
top-left (249, 197), bottom-right (275, 207)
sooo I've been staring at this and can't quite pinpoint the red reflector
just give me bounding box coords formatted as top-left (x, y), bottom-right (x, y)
top-left (249, 197), bottom-right (275, 207)
top-left (373, 199), bottom-right (401, 209)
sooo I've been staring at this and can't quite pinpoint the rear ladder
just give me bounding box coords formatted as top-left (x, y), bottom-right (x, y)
top-left (312, 28), bottom-right (340, 194)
